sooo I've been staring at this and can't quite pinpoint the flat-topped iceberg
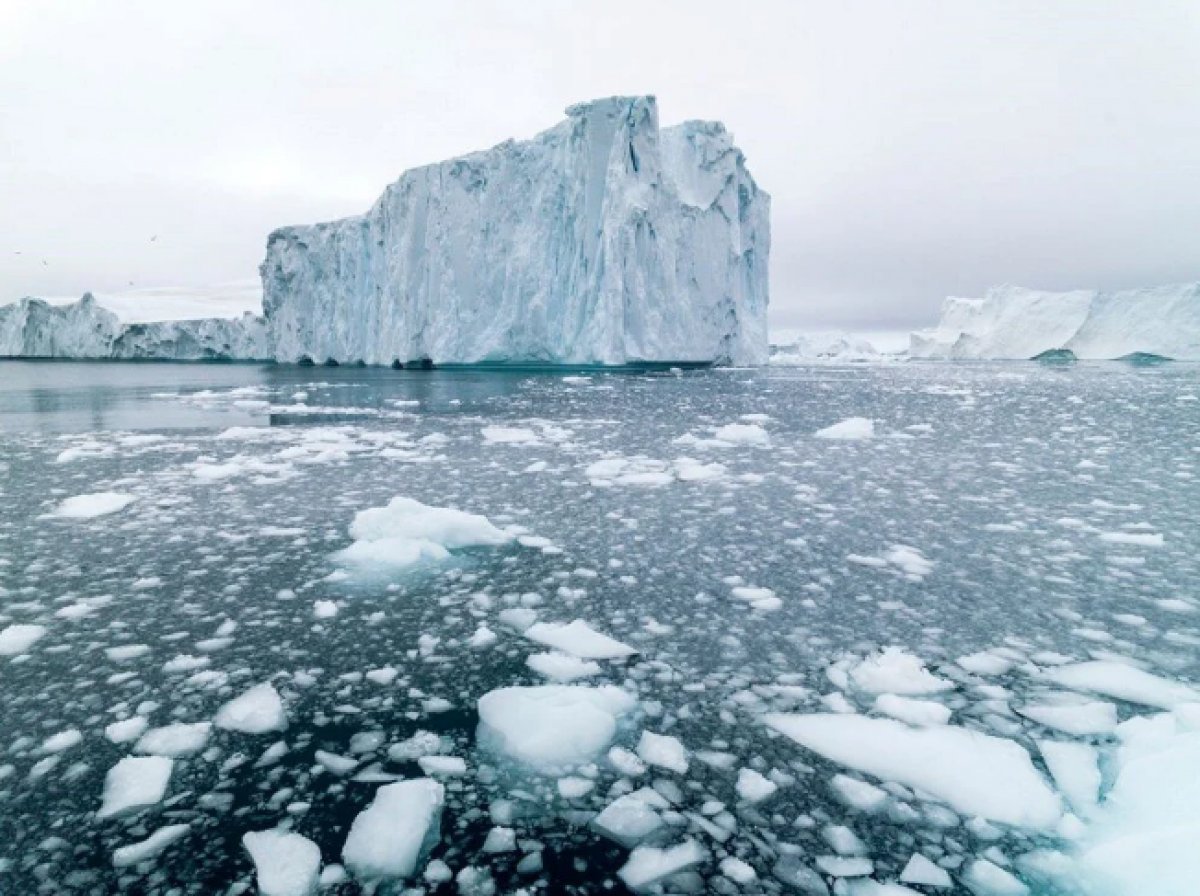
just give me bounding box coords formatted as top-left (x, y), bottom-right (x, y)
top-left (262, 95), bottom-right (769, 366)
top-left (911, 282), bottom-right (1200, 360)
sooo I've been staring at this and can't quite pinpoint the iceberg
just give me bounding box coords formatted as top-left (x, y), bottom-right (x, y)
top-left (0, 293), bottom-right (269, 360)
top-left (911, 282), bottom-right (1200, 360)
top-left (261, 95), bottom-right (769, 366)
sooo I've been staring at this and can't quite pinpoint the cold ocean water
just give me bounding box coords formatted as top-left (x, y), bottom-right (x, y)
top-left (0, 359), bottom-right (1198, 895)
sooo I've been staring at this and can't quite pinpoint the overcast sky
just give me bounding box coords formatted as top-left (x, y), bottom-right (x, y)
top-left (2, 0), bottom-right (1198, 330)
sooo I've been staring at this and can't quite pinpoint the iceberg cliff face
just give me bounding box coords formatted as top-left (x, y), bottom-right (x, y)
top-left (911, 283), bottom-right (1200, 360)
top-left (0, 294), bottom-right (269, 360)
top-left (261, 95), bottom-right (769, 366)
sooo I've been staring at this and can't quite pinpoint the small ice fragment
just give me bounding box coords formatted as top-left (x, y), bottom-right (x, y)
top-left (0, 624), bottom-right (47, 656)
top-left (49, 492), bottom-right (136, 519)
top-left (637, 731), bottom-right (689, 774)
top-left (135, 722), bottom-right (212, 758)
top-left (901, 853), bottom-right (952, 888)
top-left (476, 685), bottom-right (636, 772)
top-left (815, 417), bottom-right (874, 440)
top-left (215, 682), bottom-right (287, 733)
top-left (524, 619), bottom-right (636, 659)
top-left (98, 756), bottom-right (173, 818)
top-left (243, 829), bottom-right (322, 896)
top-left (736, 768), bottom-right (778, 804)
top-left (112, 823), bottom-right (190, 868)
top-left (617, 840), bottom-right (707, 890)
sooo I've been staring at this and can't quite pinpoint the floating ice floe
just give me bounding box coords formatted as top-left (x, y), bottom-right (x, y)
top-left (730, 585), bottom-right (782, 611)
top-left (342, 779), bottom-right (444, 881)
top-left (477, 685), bottom-right (637, 772)
top-left (0, 623), bottom-right (47, 656)
top-left (1045, 660), bottom-right (1200, 709)
top-left (618, 840), bottom-right (708, 890)
top-left (873, 693), bottom-right (952, 726)
top-left (523, 619), bottom-right (636, 659)
top-left (848, 545), bottom-right (935, 580)
top-left (711, 423), bottom-right (770, 446)
top-left (98, 756), bottom-right (173, 818)
top-left (636, 731), bottom-right (689, 774)
top-left (815, 417), bottom-right (875, 440)
top-left (584, 455), bottom-right (726, 487)
top-left (591, 792), bottom-right (666, 847)
top-left (1068, 704), bottom-right (1200, 895)
top-left (481, 426), bottom-right (541, 445)
top-left (847, 647), bottom-right (953, 695)
top-left (736, 768), bottom-right (778, 804)
top-left (112, 824), bottom-right (190, 868)
top-left (901, 852), bottom-right (952, 888)
top-left (334, 496), bottom-right (513, 570)
top-left (525, 651), bottom-right (602, 682)
top-left (134, 722), bottom-right (212, 757)
top-left (243, 829), bottom-right (322, 896)
top-left (46, 492), bottom-right (136, 519)
top-left (214, 682), bottom-right (287, 733)
top-left (1016, 699), bottom-right (1117, 735)
top-left (765, 713), bottom-right (1062, 828)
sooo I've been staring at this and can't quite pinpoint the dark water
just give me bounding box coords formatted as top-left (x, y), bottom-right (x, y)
top-left (0, 360), bottom-right (1197, 894)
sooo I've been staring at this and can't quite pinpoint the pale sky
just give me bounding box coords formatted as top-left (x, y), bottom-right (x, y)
top-left (2, 0), bottom-right (1198, 331)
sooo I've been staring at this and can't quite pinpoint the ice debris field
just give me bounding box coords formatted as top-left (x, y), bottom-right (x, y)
top-left (0, 360), bottom-right (1198, 895)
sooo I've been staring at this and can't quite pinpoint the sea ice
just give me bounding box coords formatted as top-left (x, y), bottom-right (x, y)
top-left (97, 756), bottom-right (173, 818)
top-left (1037, 740), bottom-right (1099, 815)
top-left (134, 722), bottom-right (212, 757)
top-left (636, 731), bottom-right (689, 774)
top-left (112, 824), bottom-right (190, 868)
top-left (901, 853), bottom-right (952, 888)
top-left (849, 647), bottom-right (953, 695)
top-left (477, 685), bottom-right (636, 772)
top-left (214, 682), bottom-right (287, 733)
top-left (48, 492), bottom-right (136, 519)
top-left (0, 624), bottom-right (47, 656)
top-left (815, 417), bottom-right (875, 440)
top-left (765, 713), bottom-right (1061, 828)
top-left (736, 767), bottom-right (778, 803)
top-left (1046, 660), bottom-right (1199, 709)
top-left (1016, 700), bottom-right (1117, 735)
top-left (243, 829), bottom-right (322, 896)
top-left (873, 694), bottom-right (952, 726)
top-left (342, 779), bottom-right (444, 881)
top-left (617, 840), bottom-right (708, 890)
top-left (591, 793), bottom-right (665, 847)
top-left (525, 651), bottom-right (602, 681)
top-left (524, 619), bottom-right (636, 659)
top-left (335, 496), bottom-right (512, 569)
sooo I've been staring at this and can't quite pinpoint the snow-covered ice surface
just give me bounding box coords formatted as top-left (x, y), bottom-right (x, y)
top-left (1, 359), bottom-right (1199, 894)
top-left (262, 96), bottom-right (769, 367)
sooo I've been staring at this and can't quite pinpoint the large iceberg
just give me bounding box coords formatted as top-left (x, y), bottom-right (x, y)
top-left (0, 294), bottom-right (269, 360)
top-left (261, 95), bottom-right (769, 366)
top-left (911, 283), bottom-right (1200, 360)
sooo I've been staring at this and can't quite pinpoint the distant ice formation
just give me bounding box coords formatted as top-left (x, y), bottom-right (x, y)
top-left (4, 98), bottom-right (768, 367)
top-left (0, 293), bottom-right (269, 360)
top-left (910, 283), bottom-right (1200, 360)
top-left (769, 331), bottom-right (881, 364)
top-left (261, 95), bottom-right (769, 366)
